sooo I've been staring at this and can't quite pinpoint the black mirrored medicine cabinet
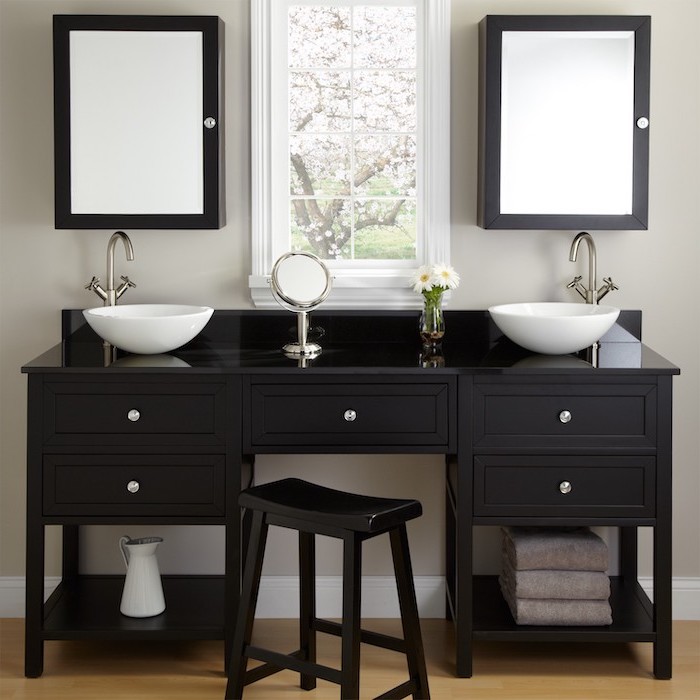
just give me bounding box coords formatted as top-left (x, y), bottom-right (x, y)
top-left (478, 15), bottom-right (651, 230)
top-left (53, 15), bottom-right (225, 230)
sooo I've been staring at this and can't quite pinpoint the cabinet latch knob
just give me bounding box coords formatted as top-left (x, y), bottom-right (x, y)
top-left (343, 409), bottom-right (357, 422)
top-left (558, 410), bottom-right (572, 424)
top-left (559, 480), bottom-right (572, 494)
top-left (126, 480), bottom-right (140, 494)
top-left (127, 409), bottom-right (141, 422)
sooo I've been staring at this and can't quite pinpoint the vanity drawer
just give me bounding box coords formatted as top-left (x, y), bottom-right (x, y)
top-left (473, 381), bottom-right (657, 450)
top-left (248, 379), bottom-right (454, 449)
top-left (42, 380), bottom-right (227, 446)
top-left (43, 454), bottom-right (225, 517)
top-left (473, 455), bottom-right (655, 518)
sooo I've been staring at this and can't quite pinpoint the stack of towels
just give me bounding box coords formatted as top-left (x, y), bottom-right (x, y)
top-left (499, 526), bottom-right (612, 626)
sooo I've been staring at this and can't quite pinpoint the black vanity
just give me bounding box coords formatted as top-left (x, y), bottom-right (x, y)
top-left (22, 310), bottom-right (678, 680)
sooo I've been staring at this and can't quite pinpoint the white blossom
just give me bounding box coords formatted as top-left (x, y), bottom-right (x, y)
top-left (432, 263), bottom-right (460, 290)
top-left (411, 265), bottom-right (434, 293)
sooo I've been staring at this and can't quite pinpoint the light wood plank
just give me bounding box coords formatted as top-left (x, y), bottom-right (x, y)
top-left (1, 619), bottom-right (698, 699)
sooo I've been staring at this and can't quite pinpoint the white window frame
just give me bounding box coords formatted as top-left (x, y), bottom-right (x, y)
top-left (250, 0), bottom-right (451, 308)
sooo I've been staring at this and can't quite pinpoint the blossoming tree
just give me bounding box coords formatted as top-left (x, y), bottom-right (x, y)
top-left (288, 5), bottom-right (418, 261)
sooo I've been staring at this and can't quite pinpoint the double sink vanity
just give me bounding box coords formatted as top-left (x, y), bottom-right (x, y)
top-left (28, 7), bottom-right (675, 687)
top-left (22, 309), bottom-right (679, 681)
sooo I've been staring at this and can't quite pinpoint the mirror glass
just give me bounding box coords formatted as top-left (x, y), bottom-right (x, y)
top-left (478, 16), bottom-right (650, 230)
top-left (70, 31), bottom-right (204, 215)
top-left (54, 16), bottom-right (224, 229)
top-left (501, 31), bottom-right (634, 216)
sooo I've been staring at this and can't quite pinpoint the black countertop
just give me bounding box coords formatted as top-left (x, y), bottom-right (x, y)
top-left (21, 310), bottom-right (679, 375)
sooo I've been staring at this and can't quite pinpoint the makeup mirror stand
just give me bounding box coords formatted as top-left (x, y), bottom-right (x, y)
top-left (284, 309), bottom-right (320, 358)
top-left (269, 251), bottom-right (332, 360)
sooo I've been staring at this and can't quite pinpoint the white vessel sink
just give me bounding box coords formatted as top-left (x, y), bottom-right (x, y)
top-left (83, 304), bottom-right (214, 354)
top-left (488, 302), bottom-right (620, 355)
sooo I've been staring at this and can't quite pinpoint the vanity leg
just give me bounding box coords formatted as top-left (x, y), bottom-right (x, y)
top-left (225, 452), bottom-right (247, 673)
top-left (653, 376), bottom-right (673, 680)
top-left (619, 527), bottom-right (638, 583)
top-left (445, 481), bottom-right (455, 620)
top-left (653, 510), bottom-right (672, 679)
top-left (25, 375), bottom-right (45, 678)
top-left (25, 520), bottom-right (44, 677)
top-left (454, 380), bottom-right (474, 678)
top-left (455, 521), bottom-right (473, 678)
top-left (62, 525), bottom-right (80, 582)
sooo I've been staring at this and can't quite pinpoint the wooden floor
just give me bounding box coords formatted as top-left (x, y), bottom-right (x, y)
top-left (1, 618), bottom-right (698, 699)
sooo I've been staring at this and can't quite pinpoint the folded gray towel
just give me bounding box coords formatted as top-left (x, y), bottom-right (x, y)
top-left (500, 562), bottom-right (610, 600)
top-left (499, 576), bottom-right (612, 626)
top-left (502, 526), bottom-right (608, 572)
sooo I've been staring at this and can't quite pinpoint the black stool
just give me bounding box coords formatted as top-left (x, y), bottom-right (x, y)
top-left (225, 478), bottom-right (430, 700)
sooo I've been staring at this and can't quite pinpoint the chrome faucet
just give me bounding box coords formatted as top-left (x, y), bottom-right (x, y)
top-left (85, 231), bottom-right (136, 306)
top-left (566, 232), bottom-right (618, 304)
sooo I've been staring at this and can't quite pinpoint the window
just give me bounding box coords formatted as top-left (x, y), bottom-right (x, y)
top-left (250, 0), bottom-right (450, 308)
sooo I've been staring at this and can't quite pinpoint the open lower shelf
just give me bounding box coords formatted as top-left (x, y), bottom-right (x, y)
top-left (469, 575), bottom-right (655, 642)
top-left (42, 575), bottom-right (225, 640)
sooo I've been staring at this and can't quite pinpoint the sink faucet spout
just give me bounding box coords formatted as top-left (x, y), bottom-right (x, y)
top-left (568, 232), bottom-right (597, 304)
top-left (107, 231), bottom-right (134, 295)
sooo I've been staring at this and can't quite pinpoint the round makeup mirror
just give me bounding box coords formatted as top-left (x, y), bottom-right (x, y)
top-left (269, 251), bottom-right (332, 357)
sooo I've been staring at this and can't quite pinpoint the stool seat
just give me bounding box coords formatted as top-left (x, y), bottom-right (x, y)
top-left (227, 478), bottom-right (430, 699)
top-left (239, 478), bottom-right (422, 533)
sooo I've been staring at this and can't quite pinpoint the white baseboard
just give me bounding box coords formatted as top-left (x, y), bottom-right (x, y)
top-left (0, 576), bottom-right (61, 618)
top-left (638, 576), bottom-right (700, 619)
top-left (255, 576), bottom-right (446, 618)
top-left (2, 576), bottom-right (699, 620)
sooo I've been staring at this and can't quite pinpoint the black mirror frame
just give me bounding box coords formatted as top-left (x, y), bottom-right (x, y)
top-left (477, 15), bottom-right (651, 230)
top-left (53, 15), bottom-right (225, 230)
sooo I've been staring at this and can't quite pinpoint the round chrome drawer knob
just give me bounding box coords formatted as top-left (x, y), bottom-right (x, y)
top-left (559, 480), bottom-right (572, 494)
top-left (127, 409), bottom-right (141, 422)
top-left (126, 480), bottom-right (140, 494)
top-left (343, 409), bottom-right (357, 422)
top-left (558, 410), bottom-right (572, 424)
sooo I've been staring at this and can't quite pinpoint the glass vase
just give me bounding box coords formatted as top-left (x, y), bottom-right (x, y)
top-left (419, 294), bottom-right (445, 347)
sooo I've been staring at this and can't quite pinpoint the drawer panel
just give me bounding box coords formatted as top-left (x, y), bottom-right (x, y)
top-left (43, 381), bottom-right (227, 446)
top-left (473, 381), bottom-right (657, 450)
top-left (248, 380), bottom-right (452, 448)
top-left (474, 455), bottom-right (655, 518)
top-left (43, 454), bottom-right (225, 517)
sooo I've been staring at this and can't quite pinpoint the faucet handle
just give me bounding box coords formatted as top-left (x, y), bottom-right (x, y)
top-left (597, 276), bottom-right (619, 302)
top-left (566, 275), bottom-right (582, 289)
top-left (85, 276), bottom-right (108, 301)
top-left (115, 275), bottom-right (136, 300)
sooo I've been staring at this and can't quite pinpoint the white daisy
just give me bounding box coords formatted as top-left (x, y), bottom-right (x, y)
top-left (432, 263), bottom-right (460, 290)
top-left (411, 265), bottom-right (434, 293)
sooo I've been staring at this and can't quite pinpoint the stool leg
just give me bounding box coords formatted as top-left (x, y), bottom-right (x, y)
top-left (340, 532), bottom-right (362, 700)
top-left (226, 510), bottom-right (269, 700)
top-left (390, 525), bottom-right (430, 700)
top-left (299, 531), bottom-right (317, 690)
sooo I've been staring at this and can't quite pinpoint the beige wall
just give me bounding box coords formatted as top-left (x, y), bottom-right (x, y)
top-left (1, 0), bottom-right (698, 585)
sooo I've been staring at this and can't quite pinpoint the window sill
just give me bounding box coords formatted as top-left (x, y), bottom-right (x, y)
top-left (249, 272), bottom-right (426, 309)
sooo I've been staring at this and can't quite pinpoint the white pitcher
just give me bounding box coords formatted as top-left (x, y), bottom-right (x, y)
top-left (119, 535), bottom-right (166, 617)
